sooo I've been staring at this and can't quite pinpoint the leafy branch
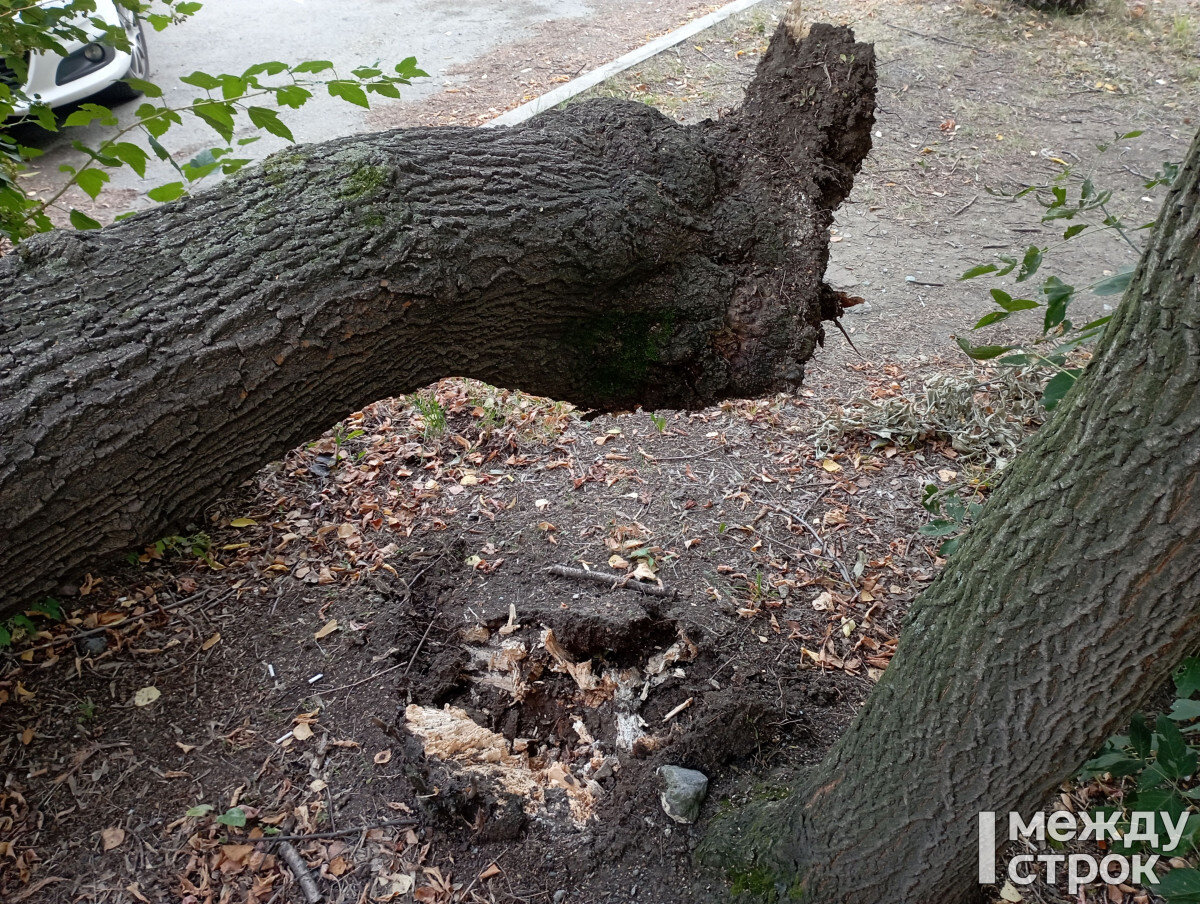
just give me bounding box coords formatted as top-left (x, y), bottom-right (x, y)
top-left (955, 131), bottom-right (1181, 410)
top-left (0, 0), bottom-right (427, 242)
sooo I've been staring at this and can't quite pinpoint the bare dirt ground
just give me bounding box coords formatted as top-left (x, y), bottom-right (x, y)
top-left (2, 2), bottom-right (1199, 904)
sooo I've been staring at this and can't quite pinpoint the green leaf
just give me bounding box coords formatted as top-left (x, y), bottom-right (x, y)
top-left (1080, 750), bottom-right (1142, 778)
top-left (1156, 715), bottom-right (1198, 780)
top-left (919, 520), bottom-right (960, 537)
top-left (1132, 787), bottom-right (1186, 820)
top-left (1041, 370), bottom-right (1079, 411)
top-left (75, 168), bottom-right (109, 200)
top-left (1093, 268), bottom-right (1135, 296)
top-left (215, 807), bottom-right (246, 827)
top-left (395, 57), bottom-right (429, 79)
top-left (147, 181), bottom-right (186, 202)
top-left (956, 337), bottom-right (1012, 361)
top-left (110, 142), bottom-right (149, 178)
top-left (920, 484), bottom-right (940, 514)
top-left (328, 80), bottom-right (369, 108)
top-left (123, 77), bottom-right (163, 98)
top-left (63, 102), bottom-right (118, 128)
top-left (69, 208), bottom-right (101, 230)
top-left (997, 353), bottom-right (1032, 366)
top-left (218, 75), bottom-right (247, 100)
top-left (1177, 659), bottom-right (1200, 697)
top-left (1131, 713), bottom-right (1152, 759)
top-left (30, 598), bottom-right (62, 620)
top-left (1015, 245), bottom-right (1043, 283)
top-left (294, 60), bottom-right (335, 74)
top-left (192, 101), bottom-right (236, 142)
top-left (1078, 315), bottom-right (1112, 333)
top-left (1169, 698), bottom-right (1200, 722)
top-left (973, 311), bottom-right (1009, 329)
top-left (366, 82), bottom-right (402, 99)
top-left (274, 84), bottom-right (312, 109)
top-left (1042, 277), bottom-right (1074, 332)
top-left (1063, 223), bottom-right (1088, 239)
top-left (186, 804), bottom-right (214, 817)
top-left (181, 70), bottom-right (222, 90)
top-left (1152, 866), bottom-right (1200, 902)
top-left (247, 106), bottom-right (294, 142)
top-left (990, 289), bottom-right (1040, 313)
top-left (29, 102), bottom-right (59, 132)
top-left (960, 263), bottom-right (998, 280)
top-left (243, 61), bottom-right (289, 78)
top-left (135, 104), bottom-right (183, 138)
top-left (938, 536), bottom-right (961, 556)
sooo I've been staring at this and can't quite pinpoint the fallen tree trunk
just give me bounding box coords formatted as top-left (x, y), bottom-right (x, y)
top-left (0, 18), bottom-right (875, 611)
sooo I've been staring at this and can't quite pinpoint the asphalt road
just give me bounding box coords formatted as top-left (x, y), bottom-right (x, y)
top-left (24, 0), bottom-right (597, 197)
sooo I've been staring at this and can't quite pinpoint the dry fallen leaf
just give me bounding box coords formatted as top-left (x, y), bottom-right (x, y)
top-left (101, 827), bottom-right (125, 851)
top-left (292, 722), bottom-right (314, 741)
top-left (133, 686), bottom-right (161, 707)
top-left (632, 561), bottom-right (657, 582)
top-left (821, 458), bottom-right (842, 473)
top-left (374, 749), bottom-right (393, 765)
top-left (608, 555), bottom-right (630, 570)
top-left (201, 632), bottom-right (221, 651)
top-left (230, 517), bottom-right (257, 528)
top-left (314, 619), bottom-right (339, 640)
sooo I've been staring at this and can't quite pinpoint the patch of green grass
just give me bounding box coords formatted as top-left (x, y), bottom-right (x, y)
top-left (412, 394), bottom-right (446, 439)
top-left (1169, 13), bottom-right (1198, 54)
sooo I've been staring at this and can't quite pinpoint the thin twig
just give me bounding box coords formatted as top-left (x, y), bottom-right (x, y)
top-left (249, 817), bottom-right (417, 844)
top-left (952, 194), bottom-right (979, 217)
top-left (769, 507), bottom-right (857, 589)
top-left (403, 617), bottom-right (438, 679)
top-left (642, 444), bottom-right (731, 462)
top-left (547, 564), bottom-right (677, 598)
top-left (879, 20), bottom-right (982, 51)
top-left (322, 662), bottom-right (406, 694)
top-left (278, 841), bottom-right (323, 904)
top-left (833, 318), bottom-right (865, 358)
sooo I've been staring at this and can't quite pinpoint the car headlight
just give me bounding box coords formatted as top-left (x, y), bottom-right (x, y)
top-left (55, 43), bottom-right (115, 86)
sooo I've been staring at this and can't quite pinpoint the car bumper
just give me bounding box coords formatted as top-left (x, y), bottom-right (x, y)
top-left (9, 0), bottom-right (131, 115)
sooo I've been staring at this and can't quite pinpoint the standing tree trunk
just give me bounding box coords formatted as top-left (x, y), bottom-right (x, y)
top-left (702, 126), bottom-right (1200, 902)
top-left (0, 16), bottom-right (875, 612)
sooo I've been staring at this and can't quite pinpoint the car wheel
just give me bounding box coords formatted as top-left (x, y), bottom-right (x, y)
top-left (107, 10), bottom-right (149, 102)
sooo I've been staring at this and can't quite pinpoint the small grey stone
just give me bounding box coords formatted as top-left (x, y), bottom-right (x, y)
top-left (553, 891), bottom-right (567, 904)
top-left (657, 765), bottom-right (708, 825)
top-left (593, 756), bottom-right (617, 782)
top-left (76, 635), bottom-right (107, 657)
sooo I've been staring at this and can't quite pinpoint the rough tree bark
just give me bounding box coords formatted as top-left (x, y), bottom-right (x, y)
top-left (702, 126), bottom-right (1200, 902)
top-left (0, 16), bottom-right (875, 611)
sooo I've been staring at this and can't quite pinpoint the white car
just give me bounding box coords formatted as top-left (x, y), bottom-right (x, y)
top-left (3, 1), bottom-right (149, 115)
